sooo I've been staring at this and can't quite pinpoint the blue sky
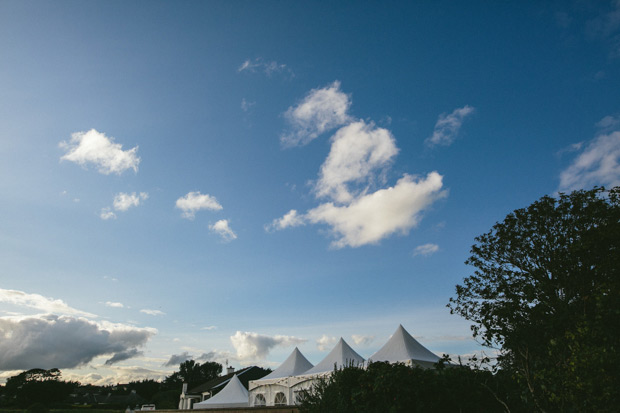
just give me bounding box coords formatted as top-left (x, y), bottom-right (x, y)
top-left (1, 1), bottom-right (620, 384)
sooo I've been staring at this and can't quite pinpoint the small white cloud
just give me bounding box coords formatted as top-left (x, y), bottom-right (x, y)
top-left (596, 114), bottom-right (620, 132)
top-left (113, 192), bottom-right (148, 212)
top-left (105, 302), bottom-right (124, 308)
top-left (265, 209), bottom-right (305, 232)
top-left (231, 331), bottom-right (306, 360)
top-left (176, 191), bottom-right (223, 219)
top-left (317, 334), bottom-right (338, 351)
top-left (241, 98), bottom-right (256, 112)
top-left (238, 58), bottom-right (292, 77)
top-left (140, 309), bottom-right (165, 316)
top-left (209, 219), bottom-right (237, 242)
top-left (201, 326), bottom-right (217, 331)
top-left (559, 130), bottom-right (620, 191)
top-left (414, 243), bottom-right (440, 256)
top-left (59, 129), bottom-right (140, 175)
top-left (351, 334), bottom-right (375, 346)
top-left (316, 120), bottom-right (399, 203)
top-left (426, 105), bottom-right (475, 147)
top-left (0, 289), bottom-right (96, 318)
top-left (100, 208), bottom-right (117, 220)
top-left (306, 172), bottom-right (447, 248)
top-left (281, 81), bottom-right (351, 147)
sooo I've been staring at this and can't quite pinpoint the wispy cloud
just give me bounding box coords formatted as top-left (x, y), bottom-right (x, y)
top-left (176, 191), bottom-right (223, 219)
top-left (351, 334), bottom-right (375, 346)
top-left (209, 219), bottom-right (237, 242)
top-left (559, 116), bottom-right (620, 191)
top-left (201, 326), bottom-right (217, 331)
top-left (0, 289), bottom-right (96, 317)
top-left (241, 98), bottom-right (256, 112)
top-left (230, 331), bottom-right (306, 360)
top-left (100, 208), bottom-right (117, 220)
top-left (140, 309), bottom-right (165, 316)
top-left (281, 81), bottom-right (351, 147)
top-left (105, 302), bottom-right (124, 308)
top-left (413, 243), bottom-right (440, 256)
top-left (113, 192), bottom-right (148, 211)
top-left (59, 129), bottom-right (140, 175)
top-left (238, 58), bottom-right (293, 77)
top-left (317, 334), bottom-right (338, 351)
top-left (425, 105), bottom-right (475, 147)
top-left (265, 209), bottom-right (305, 232)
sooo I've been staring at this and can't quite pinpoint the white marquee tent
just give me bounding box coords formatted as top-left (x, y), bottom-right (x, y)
top-left (262, 347), bottom-right (314, 380)
top-left (193, 374), bottom-right (249, 409)
top-left (302, 337), bottom-right (365, 375)
top-left (368, 324), bottom-right (441, 368)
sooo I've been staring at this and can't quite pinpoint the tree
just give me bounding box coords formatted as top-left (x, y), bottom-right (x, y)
top-left (163, 360), bottom-right (222, 390)
top-left (4, 368), bottom-right (78, 408)
top-left (449, 186), bottom-right (620, 411)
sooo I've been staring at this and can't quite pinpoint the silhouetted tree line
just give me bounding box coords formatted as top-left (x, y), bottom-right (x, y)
top-left (0, 360), bottom-right (223, 410)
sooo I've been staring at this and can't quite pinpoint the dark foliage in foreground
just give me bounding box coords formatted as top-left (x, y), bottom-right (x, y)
top-left (299, 361), bottom-right (525, 413)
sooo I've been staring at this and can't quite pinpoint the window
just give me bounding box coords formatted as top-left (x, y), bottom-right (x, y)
top-left (254, 394), bottom-right (266, 406)
top-left (274, 392), bottom-right (287, 406)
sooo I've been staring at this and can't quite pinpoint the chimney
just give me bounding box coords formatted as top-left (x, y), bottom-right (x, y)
top-left (227, 366), bottom-right (235, 375)
top-left (182, 383), bottom-right (188, 394)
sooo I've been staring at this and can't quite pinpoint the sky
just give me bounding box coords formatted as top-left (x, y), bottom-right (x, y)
top-left (1, 0), bottom-right (620, 385)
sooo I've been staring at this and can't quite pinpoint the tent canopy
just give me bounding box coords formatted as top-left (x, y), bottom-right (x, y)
top-left (303, 338), bottom-right (365, 375)
top-left (193, 374), bottom-right (249, 409)
top-left (368, 324), bottom-right (440, 365)
top-left (260, 347), bottom-right (314, 380)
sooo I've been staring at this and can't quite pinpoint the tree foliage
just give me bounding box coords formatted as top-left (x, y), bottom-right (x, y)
top-left (3, 368), bottom-right (78, 408)
top-left (299, 361), bottom-right (523, 413)
top-left (449, 186), bottom-right (620, 411)
top-left (163, 359), bottom-right (222, 390)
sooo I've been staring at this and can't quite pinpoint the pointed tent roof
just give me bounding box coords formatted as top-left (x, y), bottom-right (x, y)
top-left (260, 347), bottom-right (314, 380)
top-left (368, 325), bottom-right (440, 365)
top-left (302, 338), bottom-right (365, 376)
top-left (193, 374), bottom-right (249, 409)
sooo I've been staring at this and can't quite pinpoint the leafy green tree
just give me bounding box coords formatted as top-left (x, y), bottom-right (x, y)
top-left (449, 186), bottom-right (620, 411)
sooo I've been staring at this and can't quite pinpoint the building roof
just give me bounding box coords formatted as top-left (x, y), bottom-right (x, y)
top-left (368, 324), bottom-right (440, 365)
top-left (302, 338), bottom-right (365, 375)
top-left (188, 366), bottom-right (269, 395)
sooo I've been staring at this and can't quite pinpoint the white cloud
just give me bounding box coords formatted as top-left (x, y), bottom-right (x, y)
top-left (100, 208), bottom-right (117, 220)
top-left (105, 302), bottom-right (124, 308)
top-left (596, 114), bottom-right (620, 132)
top-left (413, 243), bottom-right (440, 256)
top-left (559, 131), bottom-right (620, 191)
top-left (140, 309), bottom-right (165, 316)
top-left (59, 129), bottom-right (140, 175)
top-left (351, 334), bottom-right (375, 346)
top-left (306, 173), bottom-right (446, 248)
top-left (241, 98), bottom-right (256, 112)
top-left (238, 58), bottom-right (292, 77)
top-left (265, 209), bottom-right (305, 232)
top-left (317, 334), bottom-right (338, 351)
top-left (113, 192), bottom-right (148, 211)
top-left (281, 81), bottom-right (351, 147)
top-left (0, 314), bottom-right (154, 370)
top-left (230, 331), bottom-right (306, 360)
top-left (316, 120), bottom-right (398, 203)
top-left (209, 219), bottom-right (237, 242)
top-left (201, 326), bottom-right (217, 331)
top-left (0, 289), bottom-right (96, 318)
top-left (425, 105), bottom-right (475, 147)
top-left (176, 191), bottom-right (223, 219)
